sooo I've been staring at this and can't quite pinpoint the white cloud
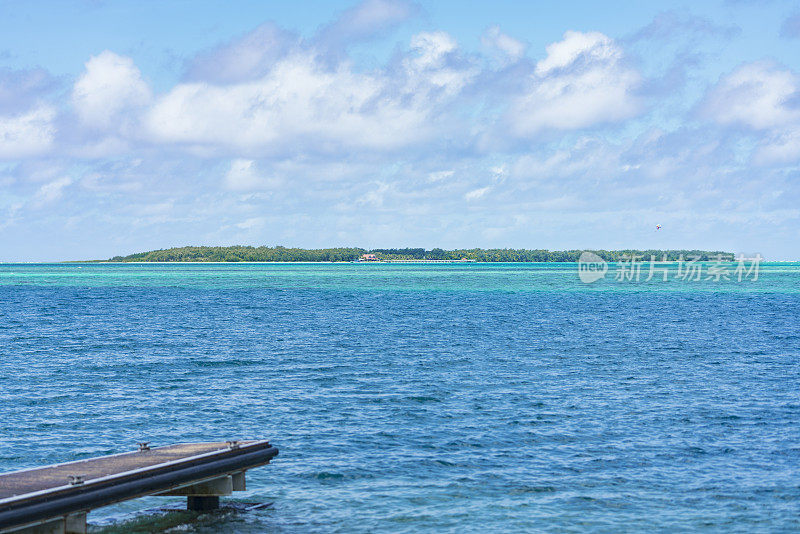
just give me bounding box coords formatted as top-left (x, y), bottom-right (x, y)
top-left (224, 159), bottom-right (281, 191)
top-left (509, 31), bottom-right (641, 135)
top-left (316, 0), bottom-right (416, 48)
top-left (0, 106), bottom-right (56, 159)
top-left (235, 216), bottom-right (267, 230)
top-left (33, 176), bottom-right (72, 206)
top-left (701, 61), bottom-right (800, 163)
top-left (0, 68), bottom-right (55, 115)
top-left (511, 137), bottom-right (619, 180)
top-left (490, 165), bottom-right (506, 179)
top-left (428, 170), bottom-right (454, 182)
top-left (702, 61), bottom-right (800, 129)
top-left (186, 23), bottom-right (297, 83)
top-left (465, 186), bottom-right (490, 200)
top-left (409, 31), bottom-right (458, 69)
top-left (403, 31), bottom-right (476, 98)
top-left (356, 182), bottom-right (392, 207)
top-left (482, 26), bottom-right (526, 61)
top-left (72, 51), bottom-right (151, 129)
top-left (145, 51), bottom-right (439, 154)
top-left (535, 31), bottom-right (618, 75)
top-left (753, 127), bottom-right (800, 164)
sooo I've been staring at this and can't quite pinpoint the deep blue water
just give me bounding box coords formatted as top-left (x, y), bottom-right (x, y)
top-left (0, 263), bottom-right (799, 532)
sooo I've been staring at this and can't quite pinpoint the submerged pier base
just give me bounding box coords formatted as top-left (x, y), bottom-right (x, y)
top-left (187, 496), bottom-right (219, 511)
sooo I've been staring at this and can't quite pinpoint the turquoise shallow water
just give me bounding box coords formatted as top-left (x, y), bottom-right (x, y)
top-left (0, 263), bottom-right (798, 532)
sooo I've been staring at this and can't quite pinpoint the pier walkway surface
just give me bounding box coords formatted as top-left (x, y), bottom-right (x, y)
top-left (0, 440), bottom-right (278, 533)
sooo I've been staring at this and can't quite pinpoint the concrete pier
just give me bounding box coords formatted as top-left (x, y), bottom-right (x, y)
top-left (0, 441), bottom-right (278, 533)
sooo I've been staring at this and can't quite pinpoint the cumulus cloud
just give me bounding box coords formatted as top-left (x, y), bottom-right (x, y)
top-left (401, 31), bottom-right (477, 102)
top-left (0, 106), bottom-right (56, 159)
top-left (144, 29), bottom-right (477, 155)
top-left (0, 68), bottom-right (58, 160)
top-left (72, 51), bottom-right (152, 129)
top-left (1, 22), bottom-right (653, 162)
top-left (535, 31), bottom-right (618, 75)
top-left (407, 31), bottom-right (457, 69)
top-left (508, 31), bottom-right (641, 136)
top-left (170, 3), bottom-right (461, 157)
top-left (144, 53), bottom-right (434, 154)
top-left (701, 60), bottom-right (800, 129)
top-left (701, 60), bottom-right (800, 163)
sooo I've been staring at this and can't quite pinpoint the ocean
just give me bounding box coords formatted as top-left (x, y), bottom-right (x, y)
top-left (0, 262), bottom-right (798, 532)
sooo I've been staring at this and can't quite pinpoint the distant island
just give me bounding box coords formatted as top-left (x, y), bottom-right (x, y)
top-left (107, 246), bottom-right (736, 263)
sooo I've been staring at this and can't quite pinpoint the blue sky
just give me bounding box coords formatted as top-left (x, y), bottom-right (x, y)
top-left (1, 0), bottom-right (799, 261)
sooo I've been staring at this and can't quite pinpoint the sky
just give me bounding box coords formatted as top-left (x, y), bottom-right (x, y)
top-left (1, 0), bottom-right (800, 261)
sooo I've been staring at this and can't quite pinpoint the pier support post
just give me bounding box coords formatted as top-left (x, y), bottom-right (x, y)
top-left (3, 513), bottom-right (86, 534)
top-left (64, 514), bottom-right (86, 534)
top-left (187, 496), bottom-right (219, 511)
top-left (157, 472), bottom-right (247, 512)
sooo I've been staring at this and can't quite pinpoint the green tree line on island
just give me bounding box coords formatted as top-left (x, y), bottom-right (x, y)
top-left (107, 246), bottom-right (736, 263)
